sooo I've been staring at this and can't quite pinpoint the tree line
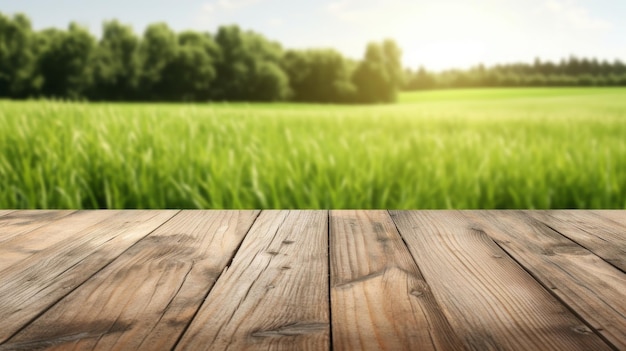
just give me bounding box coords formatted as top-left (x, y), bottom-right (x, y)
top-left (0, 12), bottom-right (403, 103)
top-left (3, 12), bottom-right (624, 103)
top-left (405, 57), bottom-right (626, 90)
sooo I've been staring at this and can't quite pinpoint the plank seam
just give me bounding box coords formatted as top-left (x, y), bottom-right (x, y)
top-left (0, 210), bottom-right (183, 346)
top-left (170, 210), bottom-right (263, 351)
top-left (205, 211), bottom-right (290, 345)
top-left (387, 210), bottom-right (437, 291)
top-left (386, 209), bottom-right (463, 344)
top-left (133, 260), bottom-right (197, 349)
top-left (488, 233), bottom-right (619, 351)
top-left (327, 210), bottom-right (333, 351)
top-left (221, 210), bottom-right (264, 273)
top-left (538, 219), bottom-right (626, 274)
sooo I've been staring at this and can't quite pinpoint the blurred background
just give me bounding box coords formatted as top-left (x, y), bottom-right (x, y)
top-left (1, 0), bottom-right (625, 209)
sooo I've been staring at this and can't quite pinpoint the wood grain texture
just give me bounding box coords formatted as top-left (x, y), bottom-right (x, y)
top-left (0, 210), bottom-right (111, 272)
top-left (0, 210), bottom-right (15, 217)
top-left (0, 211), bottom-right (73, 244)
top-left (0, 210), bottom-right (623, 350)
top-left (330, 210), bottom-right (466, 351)
top-left (526, 210), bottom-right (626, 272)
top-left (1, 210), bottom-right (259, 351)
top-left (465, 210), bottom-right (626, 349)
top-left (390, 210), bottom-right (611, 351)
top-left (0, 210), bottom-right (178, 344)
top-left (593, 210), bottom-right (626, 227)
top-left (175, 210), bottom-right (329, 351)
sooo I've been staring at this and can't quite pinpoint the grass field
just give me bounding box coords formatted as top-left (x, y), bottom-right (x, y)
top-left (1, 87), bottom-right (625, 209)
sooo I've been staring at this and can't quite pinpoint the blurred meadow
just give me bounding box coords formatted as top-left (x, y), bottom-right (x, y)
top-left (2, 8), bottom-right (626, 209)
top-left (2, 87), bottom-right (625, 209)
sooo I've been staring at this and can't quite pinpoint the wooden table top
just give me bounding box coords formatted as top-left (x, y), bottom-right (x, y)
top-left (0, 210), bottom-right (624, 350)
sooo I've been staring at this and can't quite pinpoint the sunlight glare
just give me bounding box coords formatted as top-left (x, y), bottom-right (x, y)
top-left (389, 2), bottom-right (511, 70)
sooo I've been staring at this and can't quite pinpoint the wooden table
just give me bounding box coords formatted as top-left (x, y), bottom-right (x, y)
top-left (0, 210), bottom-right (624, 350)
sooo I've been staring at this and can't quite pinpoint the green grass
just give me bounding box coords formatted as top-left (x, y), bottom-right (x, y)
top-left (1, 87), bottom-right (626, 209)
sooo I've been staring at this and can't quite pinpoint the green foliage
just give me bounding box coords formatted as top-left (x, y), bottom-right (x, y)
top-left (158, 31), bottom-right (220, 101)
top-left (404, 67), bottom-right (435, 90)
top-left (36, 23), bottom-right (96, 99)
top-left (405, 56), bottom-right (626, 90)
top-left (353, 39), bottom-right (403, 103)
top-left (3, 11), bottom-right (625, 101)
top-left (2, 88), bottom-right (626, 209)
top-left (138, 22), bottom-right (177, 100)
top-left (0, 12), bottom-right (406, 103)
top-left (212, 25), bottom-right (289, 101)
top-left (89, 20), bottom-right (140, 101)
top-left (247, 60), bottom-right (290, 102)
top-left (0, 13), bottom-right (38, 97)
top-left (282, 49), bottom-right (356, 103)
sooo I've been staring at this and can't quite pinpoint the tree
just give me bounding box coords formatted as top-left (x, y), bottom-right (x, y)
top-left (137, 23), bottom-right (177, 100)
top-left (352, 39), bottom-right (403, 103)
top-left (213, 25), bottom-right (289, 101)
top-left (89, 21), bottom-right (140, 100)
top-left (158, 31), bottom-right (220, 101)
top-left (36, 23), bottom-right (96, 99)
top-left (282, 49), bottom-right (356, 103)
top-left (404, 67), bottom-right (436, 90)
top-left (212, 25), bottom-right (246, 100)
top-left (247, 60), bottom-right (290, 101)
top-left (0, 13), bottom-right (38, 98)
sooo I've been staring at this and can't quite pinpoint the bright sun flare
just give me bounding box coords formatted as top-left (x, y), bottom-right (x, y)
top-left (384, 3), bottom-right (514, 70)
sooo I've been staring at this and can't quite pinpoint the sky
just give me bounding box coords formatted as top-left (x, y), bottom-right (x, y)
top-left (1, 0), bottom-right (625, 71)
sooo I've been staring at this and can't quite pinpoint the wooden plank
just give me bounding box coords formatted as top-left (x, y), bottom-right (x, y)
top-left (0, 210), bottom-right (113, 272)
top-left (175, 210), bottom-right (329, 351)
top-left (593, 210), bottom-right (626, 226)
top-left (330, 210), bottom-right (466, 350)
top-left (526, 210), bottom-right (626, 271)
top-left (0, 210), bottom-right (78, 272)
top-left (0, 210), bottom-right (178, 343)
top-left (0, 210), bottom-right (15, 217)
top-left (0, 210), bottom-right (75, 249)
top-left (1, 210), bottom-right (259, 351)
top-left (465, 210), bottom-right (626, 350)
top-left (390, 210), bottom-right (611, 351)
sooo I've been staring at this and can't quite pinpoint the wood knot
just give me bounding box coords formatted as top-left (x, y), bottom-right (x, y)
top-left (410, 290), bottom-right (424, 297)
top-left (251, 322), bottom-right (327, 337)
top-left (553, 244), bottom-right (589, 256)
top-left (572, 325), bottom-right (592, 334)
top-left (469, 227), bottom-right (488, 236)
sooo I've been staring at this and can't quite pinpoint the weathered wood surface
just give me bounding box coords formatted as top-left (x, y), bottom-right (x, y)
top-left (330, 210), bottom-right (465, 350)
top-left (0, 210), bottom-right (74, 245)
top-left (2, 210), bottom-right (258, 350)
top-left (0, 210), bottom-right (623, 351)
top-left (0, 210), bottom-right (179, 344)
top-left (0, 210), bottom-right (15, 218)
top-left (176, 210), bottom-right (329, 351)
top-left (466, 210), bottom-right (626, 349)
top-left (527, 210), bottom-right (626, 272)
top-left (390, 210), bottom-right (611, 350)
